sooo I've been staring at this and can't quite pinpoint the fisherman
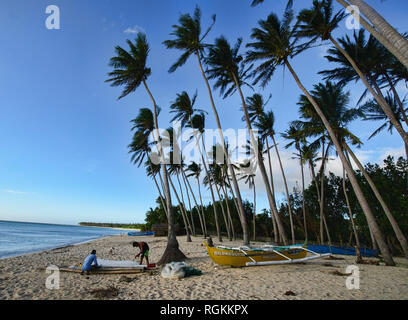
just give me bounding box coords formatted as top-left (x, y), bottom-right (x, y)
top-left (81, 249), bottom-right (100, 275)
top-left (133, 241), bottom-right (149, 266)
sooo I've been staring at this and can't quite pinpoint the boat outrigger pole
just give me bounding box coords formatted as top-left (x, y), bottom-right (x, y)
top-left (245, 246), bottom-right (331, 266)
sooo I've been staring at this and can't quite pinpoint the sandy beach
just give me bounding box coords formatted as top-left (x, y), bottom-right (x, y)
top-left (0, 234), bottom-right (407, 300)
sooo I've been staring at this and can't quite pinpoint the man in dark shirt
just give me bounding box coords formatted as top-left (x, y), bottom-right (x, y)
top-left (133, 241), bottom-right (149, 266)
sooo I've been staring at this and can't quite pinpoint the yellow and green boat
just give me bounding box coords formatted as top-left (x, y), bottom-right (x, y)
top-left (204, 241), bottom-right (330, 267)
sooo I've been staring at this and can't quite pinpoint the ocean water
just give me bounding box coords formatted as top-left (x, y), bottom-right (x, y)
top-left (0, 220), bottom-right (127, 259)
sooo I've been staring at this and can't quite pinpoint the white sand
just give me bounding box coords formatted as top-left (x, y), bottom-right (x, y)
top-left (0, 234), bottom-right (407, 300)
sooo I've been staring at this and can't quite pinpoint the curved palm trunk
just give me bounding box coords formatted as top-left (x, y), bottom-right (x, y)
top-left (176, 173), bottom-right (194, 236)
top-left (345, 0), bottom-right (408, 68)
top-left (225, 171), bottom-right (239, 240)
top-left (328, 35), bottom-right (408, 147)
top-left (342, 164), bottom-right (361, 248)
top-left (300, 158), bottom-right (308, 241)
top-left (196, 176), bottom-right (208, 237)
top-left (233, 73), bottom-right (289, 245)
top-left (345, 144), bottom-right (408, 257)
top-left (169, 175), bottom-right (192, 242)
top-left (385, 73), bottom-right (408, 128)
top-left (266, 139), bottom-right (279, 243)
top-left (181, 170), bottom-right (197, 236)
top-left (336, 0), bottom-right (408, 69)
top-left (285, 60), bottom-right (394, 265)
top-left (319, 142), bottom-right (333, 246)
top-left (221, 184), bottom-right (235, 240)
top-left (189, 118), bottom-right (222, 242)
top-left (201, 137), bottom-right (223, 242)
top-left (196, 52), bottom-right (250, 245)
top-left (142, 80), bottom-right (185, 265)
top-left (152, 173), bottom-right (168, 218)
top-left (216, 184), bottom-right (231, 240)
top-left (271, 135), bottom-right (296, 244)
top-left (253, 181), bottom-right (256, 241)
top-left (182, 169), bottom-right (206, 237)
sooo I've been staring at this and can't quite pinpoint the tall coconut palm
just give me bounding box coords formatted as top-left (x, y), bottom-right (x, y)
top-left (251, 0), bottom-right (408, 68)
top-left (360, 92), bottom-right (408, 160)
top-left (169, 91), bottom-right (222, 241)
top-left (106, 33), bottom-right (185, 264)
top-left (253, 109), bottom-right (296, 243)
top-left (163, 6), bottom-right (251, 244)
top-left (128, 108), bottom-right (168, 217)
top-left (312, 24), bottom-right (408, 146)
top-left (246, 94), bottom-right (279, 242)
top-left (341, 164), bottom-right (361, 249)
top-left (239, 159), bottom-right (257, 241)
top-left (282, 124), bottom-right (309, 241)
top-left (246, 9), bottom-right (394, 265)
top-left (205, 36), bottom-right (289, 245)
top-left (187, 161), bottom-right (208, 237)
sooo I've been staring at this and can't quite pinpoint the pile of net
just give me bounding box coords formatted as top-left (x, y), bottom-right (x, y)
top-left (161, 262), bottom-right (202, 279)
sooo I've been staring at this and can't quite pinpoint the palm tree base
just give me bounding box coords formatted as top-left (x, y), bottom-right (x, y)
top-left (157, 244), bottom-right (187, 266)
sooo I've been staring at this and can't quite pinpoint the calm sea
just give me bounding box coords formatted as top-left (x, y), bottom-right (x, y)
top-left (0, 220), bottom-right (127, 259)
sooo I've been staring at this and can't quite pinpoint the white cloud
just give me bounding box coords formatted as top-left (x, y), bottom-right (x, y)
top-left (123, 25), bottom-right (145, 34)
top-left (3, 189), bottom-right (30, 195)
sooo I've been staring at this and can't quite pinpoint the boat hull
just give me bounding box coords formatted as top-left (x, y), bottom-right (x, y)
top-left (204, 242), bottom-right (307, 267)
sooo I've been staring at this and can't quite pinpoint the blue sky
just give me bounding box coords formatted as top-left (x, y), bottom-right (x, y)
top-left (0, 0), bottom-right (407, 225)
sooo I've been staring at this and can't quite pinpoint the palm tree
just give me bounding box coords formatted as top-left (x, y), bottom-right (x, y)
top-left (128, 108), bottom-right (168, 217)
top-left (246, 9), bottom-right (394, 265)
top-left (360, 92), bottom-right (408, 160)
top-left (239, 159), bottom-right (257, 241)
top-left (246, 94), bottom-right (279, 243)
top-left (169, 91), bottom-right (222, 241)
top-left (205, 35), bottom-right (290, 245)
top-left (106, 33), bottom-right (186, 264)
top-left (251, 0), bottom-right (408, 68)
top-left (312, 25), bottom-right (408, 146)
top-left (341, 164), bottom-right (361, 249)
top-left (187, 161), bottom-right (208, 237)
top-left (282, 124), bottom-right (308, 241)
top-left (164, 6), bottom-right (251, 245)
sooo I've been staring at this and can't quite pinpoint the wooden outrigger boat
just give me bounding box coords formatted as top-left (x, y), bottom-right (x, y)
top-left (204, 241), bottom-right (331, 267)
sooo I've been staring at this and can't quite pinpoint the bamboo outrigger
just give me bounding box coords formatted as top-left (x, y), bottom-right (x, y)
top-left (204, 241), bottom-right (331, 267)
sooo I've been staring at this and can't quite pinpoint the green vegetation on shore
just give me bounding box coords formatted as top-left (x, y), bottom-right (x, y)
top-left (79, 222), bottom-right (146, 230)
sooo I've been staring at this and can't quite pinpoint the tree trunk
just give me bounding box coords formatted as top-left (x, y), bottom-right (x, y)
top-left (336, 0), bottom-right (408, 69)
top-left (385, 73), bottom-right (408, 128)
top-left (188, 117), bottom-right (220, 240)
top-left (142, 80), bottom-right (185, 265)
top-left (181, 168), bottom-right (205, 237)
top-left (271, 135), bottom-right (295, 244)
top-left (285, 60), bottom-right (395, 266)
top-left (196, 176), bottom-right (208, 238)
top-left (233, 73), bottom-right (289, 245)
top-left (266, 139), bottom-right (279, 243)
top-left (342, 164), bottom-right (361, 248)
top-left (176, 172), bottom-right (194, 236)
top-left (196, 52), bottom-right (250, 245)
top-left (201, 137), bottom-right (223, 242)
top-left (300, 158), bottom-right (308, 241)
top-left (222, 184), bottom-right (236, 241)
top-left (346, 0), bottom-right (408, 68)
top-left (169, 175), bottom-right (192, 242)
top-left (253, 180), bottom-right (256, 241)
top-left (180, 171), bottom-right (196, 236)
top-left (152, 172), bottom-right (168, 218)
top-left (216, 184), bottom-right (231, 240)
top-left (345, 144), bottom-right (408, 257)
